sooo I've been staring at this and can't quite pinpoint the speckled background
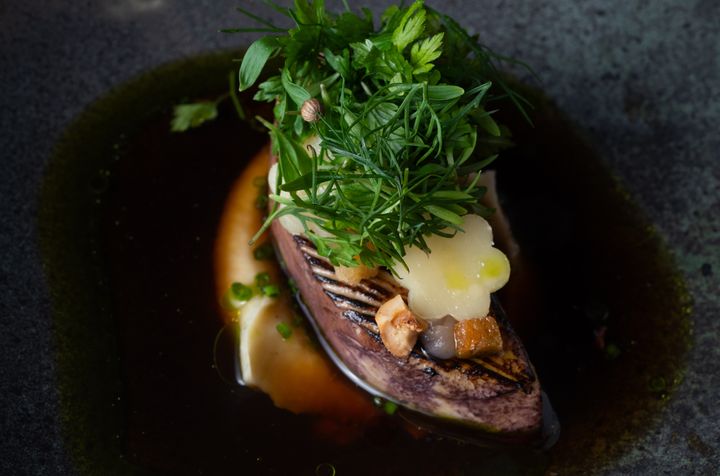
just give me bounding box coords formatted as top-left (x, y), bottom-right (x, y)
top-left (1, 1), bottom-right (718, 474)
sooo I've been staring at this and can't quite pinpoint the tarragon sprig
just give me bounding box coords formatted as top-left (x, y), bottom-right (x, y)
top-left (228, 0), bottom-right (531, 270)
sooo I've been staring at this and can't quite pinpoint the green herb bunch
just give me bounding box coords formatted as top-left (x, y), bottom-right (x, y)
top-left (232, 0), bottom-right (530, 270)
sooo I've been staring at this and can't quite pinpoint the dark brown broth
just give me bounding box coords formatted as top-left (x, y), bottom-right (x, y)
top-left (39, 53), bottom-right (691, 475)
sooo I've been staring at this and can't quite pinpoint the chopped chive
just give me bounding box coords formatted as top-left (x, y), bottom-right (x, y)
top-left (221, 282), bottom-right (254, 310)
top-left (253, 242), bottom-right (275, 260)
top-left (254, 272), bottom-right (271, 287)
top-left (372, 396), bottom-right (399, 415)
top-left (383, 401), bottom-right (398, 415)
top-left (604, 343), bottom-right (621, 360)
top-left (288, 278), bottom-right (299, 295)
top-left (221, 291), bottom-right (243, 311)
top-left (230, 282), bottom-right (253, 301)
top-left (261, 284), bottom-right (280, 297)
top-left (276, 322), bottom-right (293, 339)
top-left (255, 193), bottom-right (269, 210)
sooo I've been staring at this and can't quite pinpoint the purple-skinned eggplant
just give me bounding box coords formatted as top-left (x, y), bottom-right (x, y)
top-left (271, 217), bottom-right (559, 448)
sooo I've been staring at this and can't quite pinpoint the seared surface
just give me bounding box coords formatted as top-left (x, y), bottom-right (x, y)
top-left (272, 224), bottom-right (543, 437)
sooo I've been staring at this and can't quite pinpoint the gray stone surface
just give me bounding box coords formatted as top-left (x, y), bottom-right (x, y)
top-left (0, 0), bottom-right (717, 474)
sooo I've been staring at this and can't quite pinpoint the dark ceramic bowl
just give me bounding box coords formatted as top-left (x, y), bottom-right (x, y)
top-left (1, 1), bottom-right (718, 474)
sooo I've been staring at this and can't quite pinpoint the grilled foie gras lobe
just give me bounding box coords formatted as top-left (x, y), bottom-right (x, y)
top-left (271, 221), bottom-right (545, 442)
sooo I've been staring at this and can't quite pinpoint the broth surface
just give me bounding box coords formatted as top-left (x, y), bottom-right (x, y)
top-left (39, 52), bottom-right (691, 475)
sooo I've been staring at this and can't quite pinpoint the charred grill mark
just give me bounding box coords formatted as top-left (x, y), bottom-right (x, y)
top-left (480, 356), bottom-right (534, 383)
top-left (462, 359), bottom-right (525, 385)
top-left (324, 290), bottom-right (376, 312)
top-left (304, 253), bottom-right (333, 271)
top-left (297, 240), bottom-right (327, 261)
top-left (361, 325), bottom-right (383, 344)
top-left (422, 353), bottom-right (527, 389)
top-left (295, 237), bottom-right (334, 271)
top-left (312, 273), bottom-right (338, 286)
top-left (357, 280), bottom-right (394, 300)
top-left (339, 311), bottom-right (383, 342)
top-left (373, 271), bottom-right (408, 297)
top-left (465, 363), bottom-right (522, 389)
top-left (310, 266), bottom-right (335, 280)
top-left (417, 355), bottom-right (522, 394)
top-left (323, 284), bottom-right (382, 307)
top-left (342, 309), bottom-right (377, 325)
top-left (297, 235), bottom-right (404, 301)
top-left (311, 267), bottom-right (390, 303)
top-left (474, 363), bottom-right (531, 388)
top-left (293, 235), bottom-right (313, 247)
top-left (355, 281), bottom-right (393, 301)
top-left (293, 234), bottom-right (534, 391)
top-left (311, 275), bottom-right (385, 308)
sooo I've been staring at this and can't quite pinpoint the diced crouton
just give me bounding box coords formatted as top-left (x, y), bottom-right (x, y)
top-left (334, 264), bottom-right (378, 286)
top-left (454, 316), bottom-right (503, 359)
top-left (375, 295), bottom-right (427, 358)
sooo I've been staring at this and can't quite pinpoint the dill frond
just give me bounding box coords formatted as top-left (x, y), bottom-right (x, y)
top-left (231, 0), bottom-right (531, 270)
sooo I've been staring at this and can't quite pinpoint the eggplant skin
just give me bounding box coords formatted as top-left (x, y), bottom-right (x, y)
top-left (271, 222), bottom-right (544, 442)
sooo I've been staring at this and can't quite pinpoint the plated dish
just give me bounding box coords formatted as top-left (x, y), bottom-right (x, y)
top-left (36, 2), bottom-right (695, 475)
top-left (213, 0), bottom-right (558, 447)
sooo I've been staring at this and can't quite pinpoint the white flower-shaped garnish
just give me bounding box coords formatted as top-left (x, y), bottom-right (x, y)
top-left (393, 214), bottom-right (510, 321)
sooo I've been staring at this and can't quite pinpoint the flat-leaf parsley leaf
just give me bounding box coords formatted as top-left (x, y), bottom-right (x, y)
top-left (225, 0), bottom-right (534, 270)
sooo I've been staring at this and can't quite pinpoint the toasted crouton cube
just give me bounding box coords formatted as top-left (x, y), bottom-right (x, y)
top-left (454, 316), bottom-right (503, 359)
top-left (375, 295), bottom-right (427, 358)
